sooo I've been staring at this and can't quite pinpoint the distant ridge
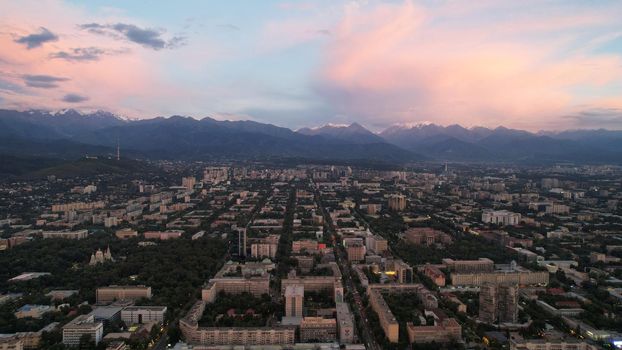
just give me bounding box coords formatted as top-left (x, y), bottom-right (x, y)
top-left (297, 122), bottom-right (385, 144)
top-left (0, 109), bottom-right (420, 163)
top-left (0, 109), bottom-right (621, 164)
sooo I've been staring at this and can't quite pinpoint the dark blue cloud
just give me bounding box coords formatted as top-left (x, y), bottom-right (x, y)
top-left (79, 22), bottom-right (185, 50)
top-left (564, 108), bottom-right (622, 129)
top-left (14, 27), bottom-right (58, 49)
top-left (0, 79), bottom-right (25, 93)
top-left (62, 93), bottom-right (89, 103)
top-left (22, 74), bottom-right (69, 89)
top-left (217, 24), bottom-right (240, 31)
top-left (49, 47), bottom-right (128, 61)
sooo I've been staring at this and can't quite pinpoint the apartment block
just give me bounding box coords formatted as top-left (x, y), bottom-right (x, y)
top-left (96, 286), bottom-right (152, 304)
top-left (300, 317), bottom-right (337, 342)
top-left (406, 318), bottom-right (461, 344)
top-left (121, 306), bottom-right (167, 324)
top-left (62, 314), bottom-right (104, 346)
top-left (284, 285), bottom-right (304, 318)
top-left (442, 258), bottom-right (494, 273)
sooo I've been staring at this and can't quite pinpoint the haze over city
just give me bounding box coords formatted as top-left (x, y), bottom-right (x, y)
top-left (1, 0), bottom-right (622, 130)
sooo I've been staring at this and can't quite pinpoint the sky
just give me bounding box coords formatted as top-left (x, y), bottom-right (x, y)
top-left (1, 0), bottom-right (621, 131)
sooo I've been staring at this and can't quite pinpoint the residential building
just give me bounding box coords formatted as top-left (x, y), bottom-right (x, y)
top-left (0, 337), bottom-right (22, 350)
top-left (336, 302), bottom-right (355, 344)
top-left (180, 301), bottom-right (294, 346)
top-left (422, 265), bottom-right (446, 287)
top-left (121, 306), bottom-right (167, 324)
top-left (368, 289), bottom-right (399, 343)
top-left (510, 339), bottom-right (598, 350)
top-left (143, 230), bottom-right (183, 240)
top-left (388, 194), bottom-right (407, 211)
top-left (284, 285), bottom-right (304, 318)
top-left (41, 230), bottom-right (88, 240)
top-left (300, 317), bottom-right (337, 342)
top-left (62, 314), bottom-right (104, 346)
top-left (182, 177), bottom-right (196, 190)
top-left (482, 209), bottom-right (521, 226)
top-left (346, 243), bottom-right (366, 262)
top-left (404, 227), bottom-right (452, 246)
top-left (292, 240), bottom-right (318, 254)
top-left (442, 258), bottom-right (494, 273)
top-left (479, 283), bottom-right (518, 324)
top-left (365, 235), bottom-right (388, 254)
top-left (115, 228), bottom-right (138, 239)
top-left (96, 286), bottom-right (152, 304)
top-left (451, 265), bottom-right (549, 286)
top-left (406, 318), bottom-right (461, 344)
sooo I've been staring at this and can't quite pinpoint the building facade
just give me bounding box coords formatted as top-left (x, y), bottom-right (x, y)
top-left (96, 286), bottom-right (152, 304)
top-left (299, 317), bottom-right (337, 342)
top-left (62, 314), bottom-right (104, 346)
top-left (121, 306), bottom-right (167, 325)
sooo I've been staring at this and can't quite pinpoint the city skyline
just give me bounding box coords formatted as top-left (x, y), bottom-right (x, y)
top-left (1, 0), bottom-right (622, 131)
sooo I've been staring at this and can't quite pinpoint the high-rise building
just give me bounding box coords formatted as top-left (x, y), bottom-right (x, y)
top-left (238, 228), bottom-right (247, 257)
top-left (284, 285), bottom-right (304, 318)
top-left (478, 284), bottom-right (497, 324)
top-left (498, 285), bottom-right (519, 323)
top-left (479, 283), bottom-right (518, 324)
top-left (181, 176), bottom-right (196, 190)
top-left (388, 194), bottom-right (407, 211)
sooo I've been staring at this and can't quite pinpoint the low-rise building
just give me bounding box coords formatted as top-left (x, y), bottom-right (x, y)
top-left (143, 230), bottom-right (183, 240)
top-left (14, 305), bottom-right (52, 319)
top-left (510, 339), bottom-right (598, 350)
top-left (96, 286), bottom-right (152, 304)
top-left (299, 317), bottom-right (337, 342)
top-left (406, 318), bottom-right (461, 344)
top-left (481, 209), bottom-right (521, 226)
top-left (115, 228), bottom-right (138, 239)
top-left (180, 301), bottom-right (295, 346)
top-left (41, 230), bottom-right (88, 240)
top-left (121, 306), bottom-right (167, 324)
top-left (422, 265), bottom-right (446, 286)
top-left (346, 244), bottom-right (366, 262)
top-left (336, 302), bottom-right (355, 344)
top-left (62, 314), bottom-right (104, 346)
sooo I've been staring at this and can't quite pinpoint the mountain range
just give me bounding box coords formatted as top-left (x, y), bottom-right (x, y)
top-left (1, 109), bottom-right (621, 164)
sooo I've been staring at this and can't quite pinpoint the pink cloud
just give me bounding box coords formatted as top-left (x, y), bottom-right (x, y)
top-left (0, 0), bottom-right (194, 118)
top-left (315, 1), bottom-right (622, 130)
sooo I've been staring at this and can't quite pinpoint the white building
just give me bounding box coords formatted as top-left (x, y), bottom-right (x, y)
top-left (62, 314), bottom-right (103, 346)
top-left (482, 209), bottom-right (521, 226)
top-left (104, 217), bottom-right (118, 228)
top-left (121, 306), bottom-right (167, 325)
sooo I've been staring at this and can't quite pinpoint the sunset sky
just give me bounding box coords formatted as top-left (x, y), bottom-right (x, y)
top-left (1, 0), bottom-right (621, 130)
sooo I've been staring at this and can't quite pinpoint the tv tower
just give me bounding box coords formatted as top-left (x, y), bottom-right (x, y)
top-left (116, 137), bottom-right (120, 161)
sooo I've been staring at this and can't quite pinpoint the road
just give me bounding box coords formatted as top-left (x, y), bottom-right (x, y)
top-left (152, 332), bottom-right (169, 350)
top-left (314, 184), bottom-right (381, 350)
